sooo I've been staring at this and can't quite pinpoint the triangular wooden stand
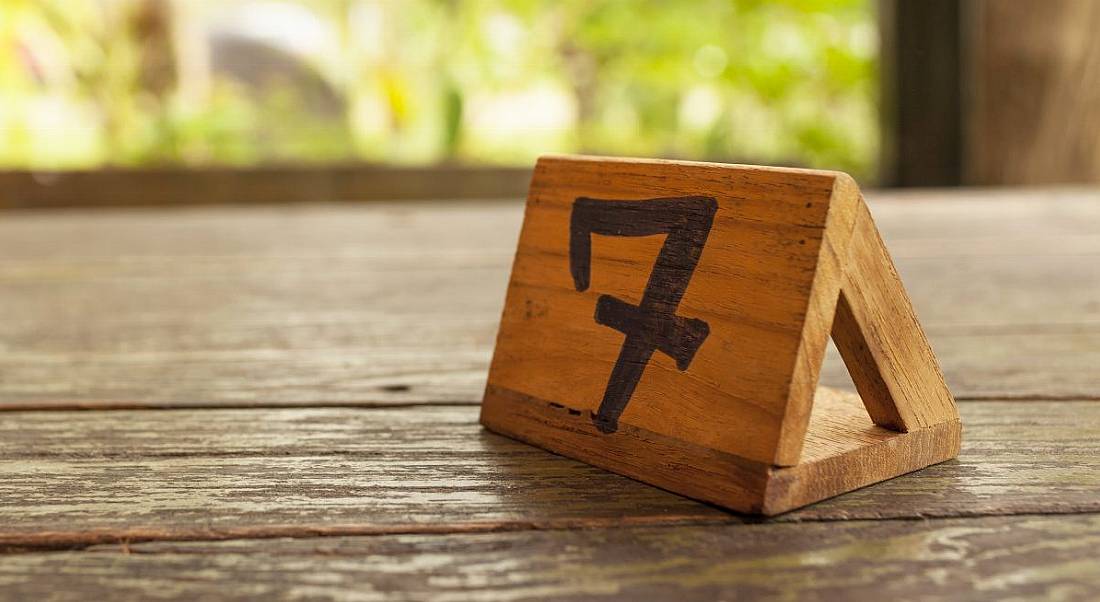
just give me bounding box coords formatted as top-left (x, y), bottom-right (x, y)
top-left (481, 155), bottom-right (960, 515)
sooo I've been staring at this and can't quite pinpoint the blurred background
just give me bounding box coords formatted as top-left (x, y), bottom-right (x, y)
top-left (2, 0), bottom-right (1099, 206)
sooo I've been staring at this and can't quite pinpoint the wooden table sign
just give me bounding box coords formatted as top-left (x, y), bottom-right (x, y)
top-left (480, 155), bottom-right (961, 515)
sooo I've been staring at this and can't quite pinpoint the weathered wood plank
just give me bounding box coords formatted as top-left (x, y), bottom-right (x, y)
top-left (0, 406), bottom-right (728, 547)
top-left (0, 190), bottom-right (1094, 599)
top-left (0, 250), bottom-right (1096, 406)
top-left (0, 201), bottom-right (523, 260)
top-left (1, 190), bottom-right (1096, 263)
top-left (1, 189), bottom-right (1095, 259)
top-left (872, 188), bottom-right (1100, 251)
top-left (0, 253), bottom-right (1094, 348)
top-left (0, 266), bottom-right (508, 352)
top-left (0, 191), bottom-right (1096, 408)
top-left (819, 331), bottom-right (1100, 400)
top-left (0, 348), bottom-right (489, 408)
top-left (4, 514), bottom-right (1097, 601)
top-left (0, 401), bottom-right (1098, 547)
top-left (2, 328), bottom-right (1098, 407)
top-left (903, 255), bottom-right (1100, 332)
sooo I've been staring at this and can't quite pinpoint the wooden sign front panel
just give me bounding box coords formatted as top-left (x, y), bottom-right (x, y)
top-left (483, 155), bottom-right (850, 466)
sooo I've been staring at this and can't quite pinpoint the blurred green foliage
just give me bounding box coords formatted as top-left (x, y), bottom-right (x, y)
top-left (0, 0), bottom-right (878, 177)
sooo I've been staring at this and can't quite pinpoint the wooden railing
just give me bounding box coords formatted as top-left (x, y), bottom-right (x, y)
top-left (0, 164), bottom-right (533, 209)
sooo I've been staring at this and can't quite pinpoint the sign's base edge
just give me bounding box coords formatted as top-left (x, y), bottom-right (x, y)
top-left (480, 384), bottom-right (962, 516)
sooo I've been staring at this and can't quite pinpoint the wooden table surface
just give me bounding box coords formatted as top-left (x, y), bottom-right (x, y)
top-left (1, 187), bottom-right (1098, 600)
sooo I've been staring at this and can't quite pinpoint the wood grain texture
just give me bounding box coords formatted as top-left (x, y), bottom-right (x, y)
top-left (1, 190), bottom-right (1096, 409)
top-left (485, 156), bottom-right (849, 466)
top-left (483, 156), bottom-right (958, 512)
top-left (484, 384), bottom-right (958, 515)
top-left (821, 331), bottom-right (1100, 400)
top-left (0, 188), bottom-right (1093, 261)
top-left (1, 262), bottom-right (1096, 406)
top-left (0, 188), bottom-right (1096, 597)
top-left (830, 198), bottom-right (957, 431)
top-left (6, 331), bottom-right (1097, 407)
top-left (4, 515), bottom-right (1098, 601)
top-left (0, 401), bottom-right (1098, 548)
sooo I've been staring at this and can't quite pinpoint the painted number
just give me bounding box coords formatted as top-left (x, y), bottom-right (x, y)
top-left (569, 196), bottom-right (717, 433)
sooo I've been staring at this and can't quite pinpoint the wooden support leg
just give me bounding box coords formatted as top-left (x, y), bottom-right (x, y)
top-left (831, 199), bottom-right (960, 432)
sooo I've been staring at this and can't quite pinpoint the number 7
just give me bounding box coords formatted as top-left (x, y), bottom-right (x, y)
top-left (569, 196), bottom-right (718, 433)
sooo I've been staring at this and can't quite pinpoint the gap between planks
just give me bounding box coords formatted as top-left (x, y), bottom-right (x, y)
top-left (5, 514), bottom-right (1100, 601)
top-left (7, 510), bottom-right (1100, 556)
top-left (2, 394), bottom-right (1100, 412)
top-left (3, 402), bottom-right (1100, 550)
